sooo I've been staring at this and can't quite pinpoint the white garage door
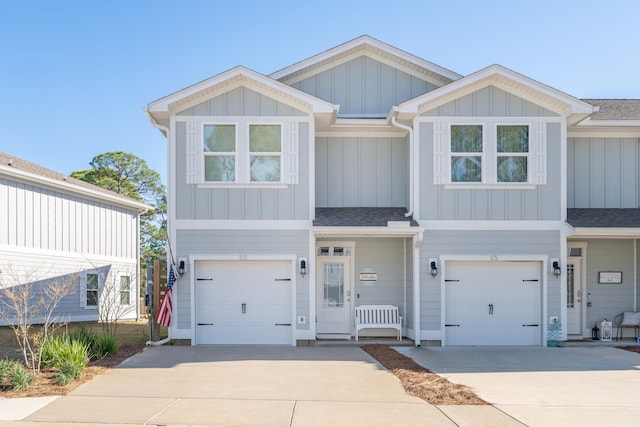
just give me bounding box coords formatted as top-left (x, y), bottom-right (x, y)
top-left (445, 261), bottom-right (541, 346)
top-left (195, 260), bottom-right (292, 345)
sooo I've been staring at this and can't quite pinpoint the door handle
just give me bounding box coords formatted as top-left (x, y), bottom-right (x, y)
top-left (242, 303), bottom-right (246, 314)
top-left (489, 304), bottom-right (494, 315)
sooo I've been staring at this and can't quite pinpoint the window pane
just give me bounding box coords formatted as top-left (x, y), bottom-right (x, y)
top-left (323, 263), bottom-right (344, 308)
top-left (250, 156), bottom-right (280, 182)
top-left (497, 157), bottom-right (527, 182)
top-left (86, 273), bottom-right (98, 306)
top-left (451, 125), bottom-right (482, 152)
top-left (205, 156), bottom-right (235, 182)
top-left (120, 276), bottom-right (131, 305)
top-left (250, 125), bottom-right (281, 152)
top-left (497, 125), bottom-right (528, 153)
top-left (87, 274), bottom-right (98, 290)
top-left (451, 156), bottom-right (482, 182)
top-left (204, 125), bottom-right (235, 152)
top-left (567, 265), bottom-right (575, 308)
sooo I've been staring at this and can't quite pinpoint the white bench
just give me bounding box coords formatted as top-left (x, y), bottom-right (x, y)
top-left (354, 305), bottom-right (402, 341)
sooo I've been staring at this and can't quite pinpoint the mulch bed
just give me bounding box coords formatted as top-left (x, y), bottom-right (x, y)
top-left (362, 345), bottom-right (487, 405)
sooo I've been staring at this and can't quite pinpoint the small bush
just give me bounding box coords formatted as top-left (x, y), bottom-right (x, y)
top-left (0, 359), bottom-right (33, 390)
top-left (94, 334), bottom-right (120, 358)
top-left (41, 335), bottom-right (89, 385)
top-left (71, 325), bottom-right (98, 358)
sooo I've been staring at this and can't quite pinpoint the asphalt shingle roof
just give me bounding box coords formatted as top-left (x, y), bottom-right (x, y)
top-left (583, 99), bottom-right (640, 120)
top-left (567, 208), bottom-right (640, 228)
top-left (314, 207), bottom-right (419, 227)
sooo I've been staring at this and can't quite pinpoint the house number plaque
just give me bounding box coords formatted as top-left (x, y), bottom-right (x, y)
top-left (598, 271), bottom-right (622, 284)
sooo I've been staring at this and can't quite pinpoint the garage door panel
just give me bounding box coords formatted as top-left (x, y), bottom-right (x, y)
top-left (445, 261), bottom-right (541, 346)
top-left (195, 260), bottom-right (292, 345)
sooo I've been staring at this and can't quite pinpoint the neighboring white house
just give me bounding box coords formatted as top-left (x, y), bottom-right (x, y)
top-left (0, 152), bottom-right (151, 325)
top-left (145, 35), bottom-right (640, 346)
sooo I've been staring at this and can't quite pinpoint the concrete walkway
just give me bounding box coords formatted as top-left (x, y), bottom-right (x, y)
top-left (397, 346), bottom-right (640, 427)
top-left (0, 346), bottom-right (519, 427)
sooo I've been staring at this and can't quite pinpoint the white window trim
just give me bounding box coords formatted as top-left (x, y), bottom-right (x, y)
top-left (119, 273), bottom-right (132, 306)
top-left (433, 117), bottom-right (547, 189)
top-left (81, 270), bottom-right (101, 309)
top-left (185, 117), bottom-right (299, 188)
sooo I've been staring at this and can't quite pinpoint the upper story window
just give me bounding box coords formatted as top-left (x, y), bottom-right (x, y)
top-left (434, 119), bottom-right (546, 187)
top-left (186, 118), bottom-right (299, 187)
top-left (120, 275), bottom-right (131, 306)
top-left (83, 272), bottom-right (100, 309)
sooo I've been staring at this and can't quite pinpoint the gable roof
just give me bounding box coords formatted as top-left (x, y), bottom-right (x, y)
top-left (0, 152), bottom-right (151, 212)
top-left (396, 64), bottom-right (595, 125)
top-left (145, 66), bottom-right (338, 127)
top-left (269, 35), bottom-right (462, 88)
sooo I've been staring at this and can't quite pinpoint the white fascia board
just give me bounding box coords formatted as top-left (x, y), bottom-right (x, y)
top-left (0, 165), bottom-right (151, 212)
top-left (571, 228), bottom-right (640, 238)
top-left (398, 64), bottom-right (595, 118)
top-left (269, 35), bottom-right (461, 85)
top-left (419, 220), bottom-right (572, 232)
top-left (174, 220), bottom-right (312, 230)
top-left (312, 226), bottom-right (424, 237)
top-left (569, 120), bottom-right (640, 138)
top-left (146, 66), bottom-right (337, 116)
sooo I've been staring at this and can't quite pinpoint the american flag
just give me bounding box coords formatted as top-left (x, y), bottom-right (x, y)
top-left (155, 263), bottom-right (176, 327)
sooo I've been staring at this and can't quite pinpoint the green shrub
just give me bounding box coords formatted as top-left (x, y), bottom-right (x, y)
top-left (94, 334), bottom-right (120, 358)
top-left (0, 359), bottom-right (33, 390)
top-left (41, 335), bottom-right (89, 385)
top-left (71, 324), bottom-right (97, 358)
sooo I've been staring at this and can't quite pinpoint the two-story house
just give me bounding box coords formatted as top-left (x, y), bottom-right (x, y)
top-left (144, 36), bottom-right (640, 346)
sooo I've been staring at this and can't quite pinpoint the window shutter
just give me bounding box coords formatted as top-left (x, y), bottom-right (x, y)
top-left (185, 121), bottom-right (202, 184)
top-left (282, 121), bottom-right (299, 184)
top-left (433, 121), bottom-right (448, 185)
top-left (531, 122), bottom-right (547, 185)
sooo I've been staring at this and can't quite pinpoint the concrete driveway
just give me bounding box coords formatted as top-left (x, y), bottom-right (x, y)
top-left (397, 346), bottom-right (640, 427)
top-left (3, 346), bottom-right (517, 427)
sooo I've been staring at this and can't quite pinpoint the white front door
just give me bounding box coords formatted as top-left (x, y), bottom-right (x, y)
top-left (567, 259), bottom-right (582, 336)
top-left (316, 259), bottom-right (351, 336)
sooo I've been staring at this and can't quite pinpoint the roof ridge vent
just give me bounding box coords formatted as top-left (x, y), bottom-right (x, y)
top-left (7, 158), bottom-right (12, 166)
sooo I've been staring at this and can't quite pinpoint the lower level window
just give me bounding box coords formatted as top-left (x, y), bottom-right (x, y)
top-left (120, 276), bottom-right (131, 305)
top-left (86, 273), bottom-right (98, 307)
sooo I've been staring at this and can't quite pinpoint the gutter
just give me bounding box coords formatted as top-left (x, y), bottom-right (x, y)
top-left (389, 107), bottom-right (414, 217)
top-left (144, 108), bottom-right (173, 346)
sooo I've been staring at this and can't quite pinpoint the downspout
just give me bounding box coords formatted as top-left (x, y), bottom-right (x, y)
top-left (390, 107), bottom-right (414, 217)
top-left (144, 109), bottom-right (172, 346)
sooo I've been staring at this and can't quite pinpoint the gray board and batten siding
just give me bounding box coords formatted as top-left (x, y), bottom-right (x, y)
top-left (568, 137), bottom-right (640, 208)
top-left (291, 56), bottom-right (440, 117)
top-left (315, 136), bottom-right (409, 208)
top-left (1, 177), bottom-right (139, 258)
top-left (174, 87), bottom-right (311, 221)
top-left (175, 229), bottom-right (309, 330)
top-left (418, 86), bottom-right (563, 221)
top-left (420, 230), bottom-right (561, 331)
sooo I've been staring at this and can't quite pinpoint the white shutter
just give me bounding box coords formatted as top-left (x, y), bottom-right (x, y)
top-left (282, 121), bottom-right (299, 184)
top-left (433, 121), bottom-right (448, 185)
top-left (185, 121), bottom-right (202, 184)
top-left (531, 122), bottom-right (547, 185)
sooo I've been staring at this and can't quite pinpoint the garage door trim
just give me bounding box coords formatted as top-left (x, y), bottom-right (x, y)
top-left (190, 254), bottom-right (298, 346)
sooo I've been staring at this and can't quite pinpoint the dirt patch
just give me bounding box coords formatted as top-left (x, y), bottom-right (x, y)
top-left (362, 345), bottom-right (487, 405)
top-left (621, 346), bottom-right (640, 355)
top-left (1, 320), bottom-right (152, 398)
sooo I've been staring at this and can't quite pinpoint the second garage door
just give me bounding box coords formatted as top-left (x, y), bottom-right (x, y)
top-left (195, 260), bottom-right (293, 345)
top-left (444, 261), bottom-right (541, 346)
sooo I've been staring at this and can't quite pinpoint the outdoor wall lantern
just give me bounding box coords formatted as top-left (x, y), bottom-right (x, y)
top-left (177, 259), bottom-right (186, 276)
top-left (429, 259), bottom-right (438, 278)
top-left (299, 258), bottom-right (307, 277)
top-left (552, 259), bottom-right (561, 277)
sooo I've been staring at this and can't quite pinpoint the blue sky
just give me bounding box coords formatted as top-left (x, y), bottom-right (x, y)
top-left (2, 0), bottom-right (639, 184)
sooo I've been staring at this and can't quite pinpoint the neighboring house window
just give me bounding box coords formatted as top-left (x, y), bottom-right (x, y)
top-left (434, 120), bottom-right (546, 186)
top-left (185, 119), bottom-right (299, 186)
top-left (120, 276), bottom-right (131, 305)
top-left (86, 273), bottom-right (99, 308)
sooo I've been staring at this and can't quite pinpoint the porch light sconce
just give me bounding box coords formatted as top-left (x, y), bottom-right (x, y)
top-left (429, 258), bottom-right (438, 278)
top-left (177, 259), bottom-right (186, 277)
top-left (551, 259), bottom-right (561, 277)
top-left (299, 258), bottom-right (307, 277)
